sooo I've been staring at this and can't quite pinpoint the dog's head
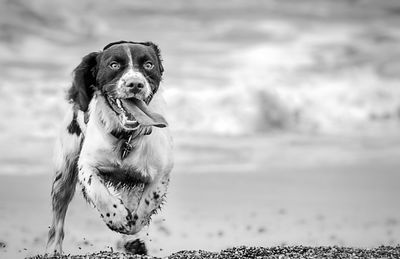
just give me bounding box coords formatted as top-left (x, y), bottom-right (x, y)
top-left (68, 41), bottom-right (167, 130)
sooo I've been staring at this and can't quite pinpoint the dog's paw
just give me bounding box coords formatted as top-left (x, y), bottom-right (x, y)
top-left (100, 200), bottom-right (138, 234)
top-left (124, 238), bottom-right (148, 255)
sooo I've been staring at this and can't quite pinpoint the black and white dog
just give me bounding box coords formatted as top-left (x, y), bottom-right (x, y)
top-left (46, 41), bottom-right (173, 255)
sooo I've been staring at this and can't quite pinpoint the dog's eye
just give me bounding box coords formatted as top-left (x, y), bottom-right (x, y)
top-left (143, 61), bottom-right (154, 70)
top-left (109, 62), bottom-right (121, 70)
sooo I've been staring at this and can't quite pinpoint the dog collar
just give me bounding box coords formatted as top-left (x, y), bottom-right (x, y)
top-left (111, 129), bottom-right (132, 140)
top-left (121, 134), bottom-right (134, 160)
top-left (111, 127), bottom-right (152, 160)
top-left (111, 130), bottom-right (136, 160)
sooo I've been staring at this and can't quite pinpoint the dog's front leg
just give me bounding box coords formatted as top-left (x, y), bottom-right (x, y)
top-left (127, 172), bottom-right (171, 234)
top-left (77, 164), bottom-right (136, 233)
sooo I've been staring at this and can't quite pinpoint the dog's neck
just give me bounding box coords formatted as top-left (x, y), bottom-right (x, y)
top-left (109, 127), bottom-right (152, 160)
top-left (112, 131), bottom-right (135, 160)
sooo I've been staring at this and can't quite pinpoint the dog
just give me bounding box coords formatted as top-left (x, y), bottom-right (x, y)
top-left (46, 41), bottom-right (173, 255)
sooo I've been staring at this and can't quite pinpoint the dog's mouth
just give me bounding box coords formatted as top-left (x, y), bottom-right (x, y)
top-left (106, 96), bottom-right (167, 130)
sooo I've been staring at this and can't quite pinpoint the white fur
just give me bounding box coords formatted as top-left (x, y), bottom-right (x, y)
top-left (53, 106), bottom-right (82, 171)
top-left (78, 89), bottom-right (173, 234)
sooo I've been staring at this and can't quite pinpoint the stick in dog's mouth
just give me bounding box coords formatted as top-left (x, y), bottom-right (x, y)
top-left (107, 96), bottom-right (168, 130)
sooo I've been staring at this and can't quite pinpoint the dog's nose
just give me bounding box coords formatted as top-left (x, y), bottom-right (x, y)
top-left (126, 82), bottom-right (144, 89)
top-left (120, 70), bottom-right (147, 93)
top-left (126, 81), bottom-right (145, 94)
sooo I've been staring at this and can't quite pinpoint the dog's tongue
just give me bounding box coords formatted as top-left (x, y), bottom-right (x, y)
top-left (121, 98), bottom-right (167, 128)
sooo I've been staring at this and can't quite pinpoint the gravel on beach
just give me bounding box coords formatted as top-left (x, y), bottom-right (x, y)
top-left (29, 245), bottom-right (400, 259)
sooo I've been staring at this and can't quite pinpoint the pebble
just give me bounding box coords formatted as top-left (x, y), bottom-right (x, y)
top-left (27, 245), bottom-right (400, 259)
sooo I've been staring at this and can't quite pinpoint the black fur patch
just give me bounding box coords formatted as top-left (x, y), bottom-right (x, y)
top-left (81, 186), bottom-right (88, 201)
top-left (67, 52), bottom-right (99, 112)
top-left (54, 173), bottom-right (62, 182)
top-left (67, 112), bottom-right (81, 136)
top-left (97, 166), bottom-right (150, 190)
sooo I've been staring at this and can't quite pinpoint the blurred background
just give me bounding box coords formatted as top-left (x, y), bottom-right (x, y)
top-left (0, 0), bottom-right (400, 257)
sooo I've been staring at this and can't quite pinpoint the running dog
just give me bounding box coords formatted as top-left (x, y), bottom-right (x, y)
top-left (46, 41), bottom-right (173, 255)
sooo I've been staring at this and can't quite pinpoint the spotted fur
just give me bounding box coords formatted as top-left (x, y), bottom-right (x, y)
top-left (47, 41), bottom-right (173, 255)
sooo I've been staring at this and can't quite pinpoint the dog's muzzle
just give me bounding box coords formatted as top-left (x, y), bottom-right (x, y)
top-left (117, 70), bottom-right (151, 97)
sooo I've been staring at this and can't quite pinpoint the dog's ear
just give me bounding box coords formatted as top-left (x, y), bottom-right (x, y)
top-left (147, 42), bottom-right (164, 76)
top-left (67, 52), bottom-right (99, 112)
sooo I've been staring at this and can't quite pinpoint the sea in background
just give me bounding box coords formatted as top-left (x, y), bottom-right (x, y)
top-left (1, 0), bottom-right (400, 174)
top-left (0, 0), bottom-right (400, 258)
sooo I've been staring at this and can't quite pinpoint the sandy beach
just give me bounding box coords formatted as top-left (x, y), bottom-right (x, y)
top-left (1, 134), bottom-right (399, 258)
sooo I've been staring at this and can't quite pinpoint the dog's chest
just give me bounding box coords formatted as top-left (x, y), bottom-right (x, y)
top-left (78, 104), bottom-right (173, 181)
top-left (80, 125), bottom-right (156, 178)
